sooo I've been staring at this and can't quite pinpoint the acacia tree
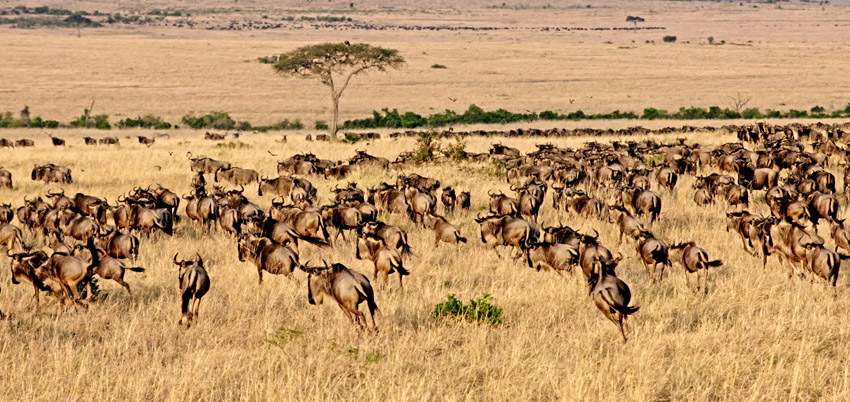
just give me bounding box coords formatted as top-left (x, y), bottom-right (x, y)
top-left (272, 43), bottom-right (405, 138)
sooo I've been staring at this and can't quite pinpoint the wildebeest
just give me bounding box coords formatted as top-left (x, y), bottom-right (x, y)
top-left (99, 136), bottom-right (119, 145)
top-left (183, 190), bottom-right (218, 232)
top-left (802, 244), bottom-right (847, 286)
top-left (237, 235), bottom-right (300, 284)
top-left (84, 137), bottom-right (97, 145)
top-left (300, 261), bottom-right (378, 331)
top-left (174, 253), bottom-right (210, 327)
top-left (215, 166), bottom-right (259, 186)
top-left (94, 229), bottom-right (140, 260)
top-left (528, 242), bottom-right (579, 274)
top-left (361, 221), bottom-right (410, 256)
top-left (138, 136), bottom-right (155, 147)
top-left (87, 240), bottom-right (144, 295)
top-left (487, 190), bottom-right (519, 216)
top-left (0, 167), bottom-right (11, 189)
top-left (0, 203), bottom-right (12, 223)
top-left (422, 213), bottom-right (467, 247)
top-left (475, 213), bottom-right (537, 266)
top-left (0, 222), bottom-right (24, 251)
top-left (187, 153), bottom-right (231, 173)
top-left (457, 191), bottom-right (471, 211)
top-left (635, 230), bottom-right (670, 282)
top-left (7, 249), bottom-right (52, 309)
top-left (355, 234), bottom-right (409, 290)
top-left (15, 139), bottom-right (34, 147)
top-left (269, 203), bottom-right (330, 245)
top-left (35, 251), bottom-right (93, 308)
top-left (441, 186), bottom-right (456, 213)
top-left (31, 164), bottom-right (72, 184)
top-left (589, 257), bottom-right (639, 343)
top-left (669, 242), bottom-right (723, 292)
top-left (205, 131), bottom-right (226, 141)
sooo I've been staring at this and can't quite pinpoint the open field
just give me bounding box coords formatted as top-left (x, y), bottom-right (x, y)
top-left (3, 0), bottom-right (850, 401)
top-left (1, 130), bottom-right (850, 401)
top-left (2, 1), bottom-right (850, 127)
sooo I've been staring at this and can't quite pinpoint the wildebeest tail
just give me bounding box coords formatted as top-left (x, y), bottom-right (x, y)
top-left (705, 259), bottom-right (723, 268)
top-left (456, 234), bottom-right (467, 243)
top-left (128, 266), bottom-right (145, 272)
top-left (604, 289), bottom-right (640, 316)
top-left (391, 254), bottom-right (409, 276)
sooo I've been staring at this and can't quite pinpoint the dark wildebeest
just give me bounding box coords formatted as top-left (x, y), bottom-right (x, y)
top-left (299, 261), bottom-right (379, 331)
top-left (174, 253), bottom-right (210, 327)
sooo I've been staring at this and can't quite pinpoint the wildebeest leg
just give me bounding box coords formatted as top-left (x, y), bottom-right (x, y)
top-left (434, 233), bottom-right (440, 248)
top-left (651, 263), bottom-right (658, 283)
top-left (382, 271), bottom-right (389, 289)
top-left (398, 274), bottom-right (404, 291)
top-left (258, 268), bottom-right (264, 285)
top-left (179, 293), bottom-right (191, 325)
top-left (115, 278), bottom-right (131, 295)
top-left (618, 313), bottom-right (627, 343)
top-left (658, 263), bottom-right (666, 283)
top-left (192, 297), bottom-right (202, 323)
top-left (685, 270), bottom-right (691, 288)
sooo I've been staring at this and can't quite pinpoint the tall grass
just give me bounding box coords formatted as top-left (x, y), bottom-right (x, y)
top-left (0, 129), bottom-right (848, 400)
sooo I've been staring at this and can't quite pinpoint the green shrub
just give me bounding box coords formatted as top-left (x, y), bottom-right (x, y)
top-left (343, 132), bottom-right (364, 143)
top-left (315, 120), bottom-right (328, 130)
top-left (181, 111), bottom-right (237, 130)
top-left (253, 119), bottom-right (304, 132)
top-left (263, 325), bottom-right (303, 349)
top-left (70, 113), bottom-right (111, 129)
top-left (118, 114), bottom-right (172, 129)
top-left (441, 137), bottom-right (467, 161)
top-left (641, 107), bottom-right (669, 120)
top-left (741, 108), bottom-right (763, 119)
top-left (663, 35), bottom-right (677, 43)
top-left (78, 277), bottom-right (106, 301)
top-left (433, 293), bottom-right (503, 325)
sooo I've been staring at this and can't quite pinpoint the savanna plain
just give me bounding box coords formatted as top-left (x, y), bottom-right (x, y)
top-left (2, 0), bottom-right (850, 401)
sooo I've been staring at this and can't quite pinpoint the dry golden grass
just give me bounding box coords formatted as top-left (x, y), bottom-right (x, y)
top-left (1, 130), bottom-right (850, 401)
top-left (1, 0), bottom-right (850, 126)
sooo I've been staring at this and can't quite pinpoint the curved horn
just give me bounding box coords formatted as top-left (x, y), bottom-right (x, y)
top-left (186, 151), bottom-right (193, 159)
top-left (196, 253), bottom-right (203, 265)
top-left (488, 189), bottom-right (495, 196)
top-left (173, 253), bottom-right (180, 265)
top-left (591, 229), bottom-right (599, 239)
top-left (239, 184), bottom-right (244, 193)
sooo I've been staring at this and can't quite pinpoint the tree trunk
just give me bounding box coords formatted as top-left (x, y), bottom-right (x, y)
top-left (331, 94), bottom-right (340, 138)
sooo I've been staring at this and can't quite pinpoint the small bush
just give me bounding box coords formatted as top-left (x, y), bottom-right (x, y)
top-left (253, 119), bottom-right (304, 132)
top-left (315, 120), bottom-right (328, 130)
top-left (78, 277), bottom-right (106, 301)
top-left (431, 64), bottom-right (448, 69)
top-left (663, 35), bottom-right (677, 43)
top-left (70, 113), bottom-right (111, 129)
top-left (118, 114), bottom-right (172, 129)
top-left (433, 293), bottom-right (503, 325)
top-left (641, 107), bottom-right (669, 120)
top-left (181, 111), bottom-right (237, 130)
top-left (442, 137), bottom-right (467, 161)
top-left (343, 133), bottom-right (364, 143)
top-left (411, 130), bottom-right (441, 162)
top-left (257, 55), bottom-right (281, 64)
top-left (263, 325), bottom-right (303, 349)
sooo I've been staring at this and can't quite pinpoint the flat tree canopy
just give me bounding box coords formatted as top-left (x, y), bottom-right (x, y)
top-left (272, 42), bottom-right (405, 137)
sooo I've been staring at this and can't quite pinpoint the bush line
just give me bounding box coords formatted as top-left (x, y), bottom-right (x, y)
top-left (1, 104), bottom-right (849, 131)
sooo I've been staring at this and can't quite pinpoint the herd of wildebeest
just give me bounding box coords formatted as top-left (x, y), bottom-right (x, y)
top-left (2, 121), bottom-right (850, 341)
